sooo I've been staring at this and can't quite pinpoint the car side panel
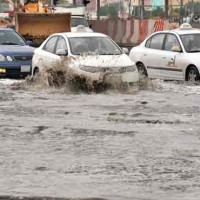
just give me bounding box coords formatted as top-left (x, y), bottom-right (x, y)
top-left (143, 48), bottom-right (163, 79)
top-left (160, 51), bottom-right (185, 80)
top-left (32, 49), bottom-right (60, 74)
top-left (129, 47), bottom-right (161, 78)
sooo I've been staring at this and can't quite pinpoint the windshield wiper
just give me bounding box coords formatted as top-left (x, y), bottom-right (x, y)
top-left (1, 42), bottom-right (19, 45)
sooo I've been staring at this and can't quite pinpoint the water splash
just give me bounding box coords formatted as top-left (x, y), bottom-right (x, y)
top-left (20, 57), bottom-right (142, 94)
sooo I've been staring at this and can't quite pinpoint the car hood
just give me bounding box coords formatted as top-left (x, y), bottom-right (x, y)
top-left (72, 54), bottom-right (134, 68)
top-left (0, 45), bottom-right (35, 55)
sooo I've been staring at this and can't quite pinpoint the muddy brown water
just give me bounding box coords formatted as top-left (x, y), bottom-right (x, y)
top-left (0, 76), bottom-right (200, 200)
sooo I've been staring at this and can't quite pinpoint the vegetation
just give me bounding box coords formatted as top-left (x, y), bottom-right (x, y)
top-left (186, 1), bottom-right (200, 14)
top-left (99, 3), bottom-right (119, 18)
top-left (150, 6), bottom-right (165, 18)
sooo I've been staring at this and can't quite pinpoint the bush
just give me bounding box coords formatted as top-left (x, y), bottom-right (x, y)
top-left (99, 3), bottom-right (119, 18)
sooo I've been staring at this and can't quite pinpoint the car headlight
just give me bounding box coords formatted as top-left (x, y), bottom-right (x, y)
top-left (0, 54), bottom-right (13, 61)
top-left (80, 65), bottom-right (99, 73)
top-left (0, 54), bottom-right (6, 61)
top-left (6, 56), bottom-right (13, 61)
top-left (125, 65), bottom-right (137, 72)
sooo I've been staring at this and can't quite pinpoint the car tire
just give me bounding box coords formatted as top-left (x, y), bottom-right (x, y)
top-left (33, 67), bottom-right (40, 76)
top-left (186, 66), bottom-right (200, 82)
top-left (137, 63), bottom-right (148, 78)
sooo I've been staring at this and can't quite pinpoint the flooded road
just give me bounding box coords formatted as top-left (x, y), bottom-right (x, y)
top-left (0, 79), bottom-right (200, 200)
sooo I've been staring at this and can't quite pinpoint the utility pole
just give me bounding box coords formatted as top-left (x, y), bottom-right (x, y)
top-left (180, 0), bottom-right (183, 24)
top-left (165, 0), bottom-right (168, 18)
top-left (73, 0), bottom-right (76, 6)
top-left (97, 0), bottom-right (100, 20)
top-left (140, 0), bottom-right (144, 20)
top-left (128, 0), bottom-right (132, 18)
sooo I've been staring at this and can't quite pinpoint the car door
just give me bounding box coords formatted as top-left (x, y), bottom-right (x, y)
top-left (143, 33), bottom-right (165, 79)
top-left (39, 36), bottom-right (59, 69)
top-left (55, 36), bottom-right (68, 56)
top-left (160, 33), bottom-right (184, 80)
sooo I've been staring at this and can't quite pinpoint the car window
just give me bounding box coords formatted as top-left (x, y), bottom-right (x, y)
top-left (71, 18), bottom-right (89, 27)
top-left (164, 34), bottom-right (180, 51)
top-left (145, 38), bottom-right (151, 48)
top-left (148, 33), bottom-right (165, 50)
top-left (0, 30), bottom-right (26, 45)
top-left (55, 36), bottom-right (67, 52)
top-left (69, 36), bottom-right (122, 55)
top-left (43, 36), bottom-right (58, 54)
top-left (180, 33), bottom-right (200, 53)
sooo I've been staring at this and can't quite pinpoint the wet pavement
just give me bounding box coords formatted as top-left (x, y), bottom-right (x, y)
top-left (0, 79), bottom-right (200, 200)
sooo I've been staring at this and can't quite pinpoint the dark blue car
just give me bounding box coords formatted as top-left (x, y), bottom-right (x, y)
top-left (0, 28), bottom-right (35, 78)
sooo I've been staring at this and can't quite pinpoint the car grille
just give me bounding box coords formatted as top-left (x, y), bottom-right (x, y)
top-left (99, 67), bottom-right (126, 73)
top-left (13, 56), bottom-right (32, 61)
top-left (6, 69), bottom-right (20, 74)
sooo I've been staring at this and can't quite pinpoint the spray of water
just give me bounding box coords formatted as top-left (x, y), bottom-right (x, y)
top-left (10, 57), bottom-right (152, 94)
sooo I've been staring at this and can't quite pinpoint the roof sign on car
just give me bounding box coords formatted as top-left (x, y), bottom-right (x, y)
top-left (75, 25), bottom-right (87, 32)
top-left (179, 23), bottom-right (192, 30)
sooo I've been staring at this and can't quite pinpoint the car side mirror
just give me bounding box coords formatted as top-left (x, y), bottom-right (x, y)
top-left (56, 49), bottom-right (68, 56)
top-left (172, 45), bottom-right (182, 52)
top-left (26, 40), bottom-right (33, 46)
top-left (122, 47), bottom-right (129, 54)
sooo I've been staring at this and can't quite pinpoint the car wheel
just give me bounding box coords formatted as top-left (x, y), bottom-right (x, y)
top-left (186, 66), bottom-right (200, 82)
top-left (33, 67), bottom-right (40, 76)
top-left (137, 63), bottom-right (148, 78)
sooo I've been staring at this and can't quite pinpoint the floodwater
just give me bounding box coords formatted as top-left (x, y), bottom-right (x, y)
top-left (0, 77), bottom-right (200, 200)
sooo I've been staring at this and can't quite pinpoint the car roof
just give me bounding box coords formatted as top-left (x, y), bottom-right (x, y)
top-left (0, 27), bottom-right (14, 31)
top-left (171, 28), bottom-right (200, 35)
top-left (59, 32), bottom-right (108, 38)
top-left (150, 23), bottom-right (200, 36)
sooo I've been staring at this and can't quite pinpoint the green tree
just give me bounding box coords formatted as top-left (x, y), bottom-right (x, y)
top-left (99, 3), bottom-right (119, 18)
top-left (186, 1), bottom-right (200, 14)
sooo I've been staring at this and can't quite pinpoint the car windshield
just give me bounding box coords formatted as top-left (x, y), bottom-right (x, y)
top-left (71, 18), bottom-right (89, 27)
top-left (180, 33), bottom-right (200, 53)
top-left (0, 30), bottom-right (26, 46)
top-left (69, 36), bottom-right (122, 55)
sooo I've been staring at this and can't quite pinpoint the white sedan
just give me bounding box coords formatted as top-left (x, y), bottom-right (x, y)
top-left (32, 31), bottom-right (139, 85)
top-left (129, 23), bottom-right (200, 82)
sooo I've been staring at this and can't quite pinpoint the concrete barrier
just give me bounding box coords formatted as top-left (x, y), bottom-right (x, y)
top-left (89, 18), bottom-right (169, 47)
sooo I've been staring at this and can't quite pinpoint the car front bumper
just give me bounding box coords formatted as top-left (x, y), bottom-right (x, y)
top-left (0, 62), bottom-right (32, 78)
top-left (84, 71), bottom-right (139, 84)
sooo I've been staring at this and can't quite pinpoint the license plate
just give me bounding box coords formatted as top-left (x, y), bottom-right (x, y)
top-left (21, 65), bottom-right (30, 72)
top-left (0, 68), bottom-right (6, 73)
top-left (104, 73), bottom-right (122, 83)
top-left (122, 72), bottom-right (139, 83)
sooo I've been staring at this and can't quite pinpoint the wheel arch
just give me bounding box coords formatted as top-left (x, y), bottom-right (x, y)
top-left (33, 66), bottom-right (39, 76)
top-left (135, 61), bottom-right (148, 76)
top-left (185, 64), bottom-right (199, 81)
